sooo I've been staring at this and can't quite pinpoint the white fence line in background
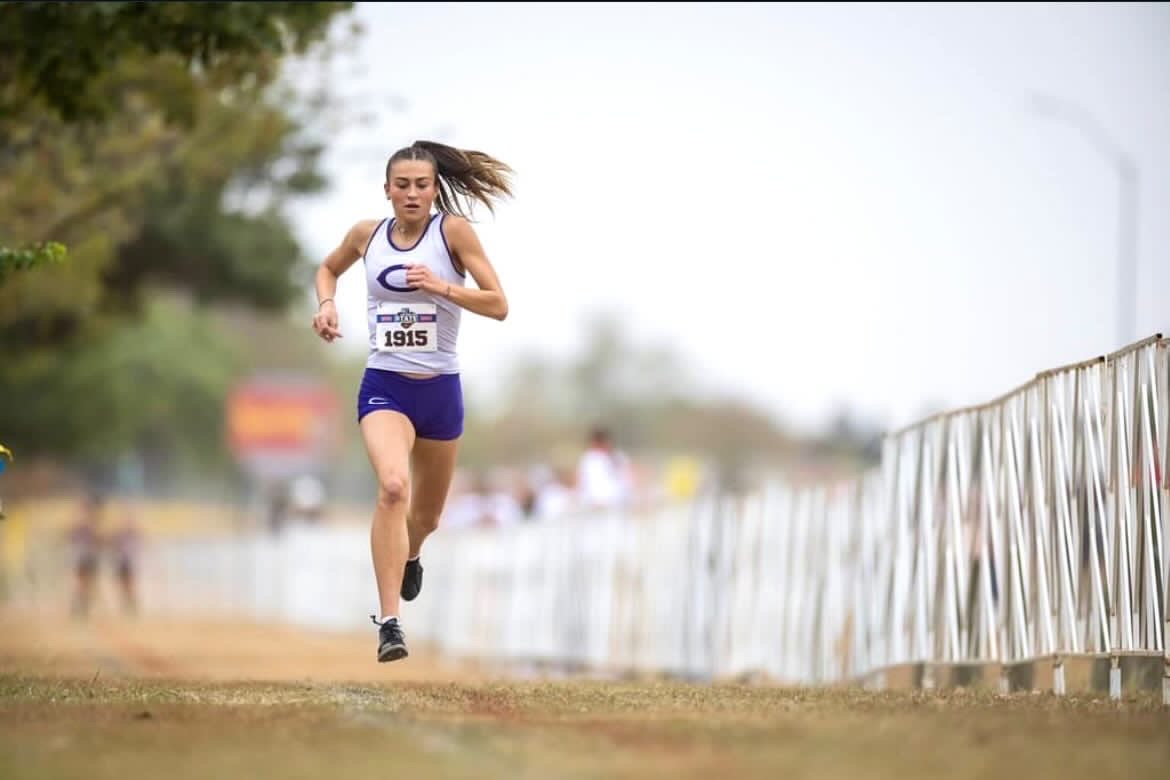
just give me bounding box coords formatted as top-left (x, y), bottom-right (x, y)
top-left (138, 335), bottom-right (1167, 699)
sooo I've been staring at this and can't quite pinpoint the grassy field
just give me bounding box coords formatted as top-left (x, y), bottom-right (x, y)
top-left (1, 608), bottom-right (1167, 780)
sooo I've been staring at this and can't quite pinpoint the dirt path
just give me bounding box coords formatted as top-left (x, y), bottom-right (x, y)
top-left (2, 606), bottom-right (1168, 780)
top-left (0, 606), bottom-right (492, 684)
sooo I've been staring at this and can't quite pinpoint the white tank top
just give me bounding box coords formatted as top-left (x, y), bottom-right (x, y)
top-left (363, 213), bottom-right (466, 374)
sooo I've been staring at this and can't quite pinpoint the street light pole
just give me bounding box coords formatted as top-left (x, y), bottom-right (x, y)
top-left (1030, 93), bottom-right (1139, 347)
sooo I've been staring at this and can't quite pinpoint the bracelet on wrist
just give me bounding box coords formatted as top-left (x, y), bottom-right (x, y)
top-left (318, 298), bottom-right (334, 309)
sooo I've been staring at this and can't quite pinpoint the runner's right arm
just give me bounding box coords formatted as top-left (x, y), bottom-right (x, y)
top-left (312, 219), bottom-right (379, 343)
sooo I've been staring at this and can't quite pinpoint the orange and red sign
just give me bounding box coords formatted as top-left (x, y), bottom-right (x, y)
top-left (226, 378), bottom-right (340, 474)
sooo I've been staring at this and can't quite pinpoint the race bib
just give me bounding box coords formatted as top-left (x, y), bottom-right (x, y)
top-left (376, 302), bottom-right (437, 352)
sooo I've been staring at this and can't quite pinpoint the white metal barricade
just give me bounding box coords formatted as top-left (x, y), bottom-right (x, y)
top-left (127, 335), bottom-right (1167, 701)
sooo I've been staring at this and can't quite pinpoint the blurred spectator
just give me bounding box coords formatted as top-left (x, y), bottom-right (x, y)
top-left (484, 468), bottom-right (524, 527)
top-left (516, 473), bottom-right (538, 521)
top-left (575, 427), bottom-right (634, 510)
top-left (265, 481), bottom-right (290, 535)
top-left (288, 474), bottom-right (327, 524)
top-left (0, 442), bottom-right (11, 519)
top-left (663, 456), bottom-right (702, 501)
top-left (533, 465), bottom-right (577, 520)
top-left (65, 493), bottom-right (104, 619)
top-left (441, 470), bottom-right (493, 530)
top-left (107, 500), bottom-right (144, 616)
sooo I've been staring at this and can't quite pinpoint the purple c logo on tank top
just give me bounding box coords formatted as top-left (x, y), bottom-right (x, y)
top-left (376, 264), bottom-right (418, 293)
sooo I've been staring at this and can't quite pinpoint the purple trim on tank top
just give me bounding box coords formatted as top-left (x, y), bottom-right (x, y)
top-left (362, 218), bottom-right (387, 261)
top-left (387, 213), bottom-right (438, 252)
top-left (438, 213), bottom-right (466, 278)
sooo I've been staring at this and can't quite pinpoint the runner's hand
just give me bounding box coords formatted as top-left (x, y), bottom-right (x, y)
top-left (312, 301), bottom-right (342, 343)
top-left (404, 264), bottom-right (444, 295)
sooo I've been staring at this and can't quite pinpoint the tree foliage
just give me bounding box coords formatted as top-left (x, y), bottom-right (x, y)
top-left (0, 242), bottom-right (65, 282)
top-left (0, 1), bottom-right (351, 282)
top-left (0, 1), bottom-right (348, 124)
top-left (0, 2), bottom-right (359, 478)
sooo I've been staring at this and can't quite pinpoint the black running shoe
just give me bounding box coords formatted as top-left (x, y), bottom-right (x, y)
top-left (371, 616), bottom-right (408, 663)
top-left (401, 557), bottom-right (424, 601)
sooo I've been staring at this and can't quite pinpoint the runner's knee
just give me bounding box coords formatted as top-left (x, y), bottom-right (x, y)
top-left (376, 473), bottom-right (410, 508)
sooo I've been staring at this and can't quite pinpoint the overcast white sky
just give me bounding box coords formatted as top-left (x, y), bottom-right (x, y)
top-left (286, 2), bottom-right (1169, 435)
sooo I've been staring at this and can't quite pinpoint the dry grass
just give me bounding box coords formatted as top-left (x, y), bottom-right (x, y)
top-left (1, 607), bottom-right (1167, 780)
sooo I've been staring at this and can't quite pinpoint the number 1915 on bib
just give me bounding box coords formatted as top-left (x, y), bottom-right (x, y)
top-left (375, 303), bottom-right (438, 353)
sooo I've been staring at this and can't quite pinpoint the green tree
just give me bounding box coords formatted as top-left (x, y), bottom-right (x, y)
top-left (0, 79), bottom-right (329, 352)
top-left (0, 1), bottom-right (351, 281)
top-left (0, 242), bottom-right (65, 283)
top-left (1, 2), bottom-right (348, 123)
top-left (0, 2), bottom-right (361, 481)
